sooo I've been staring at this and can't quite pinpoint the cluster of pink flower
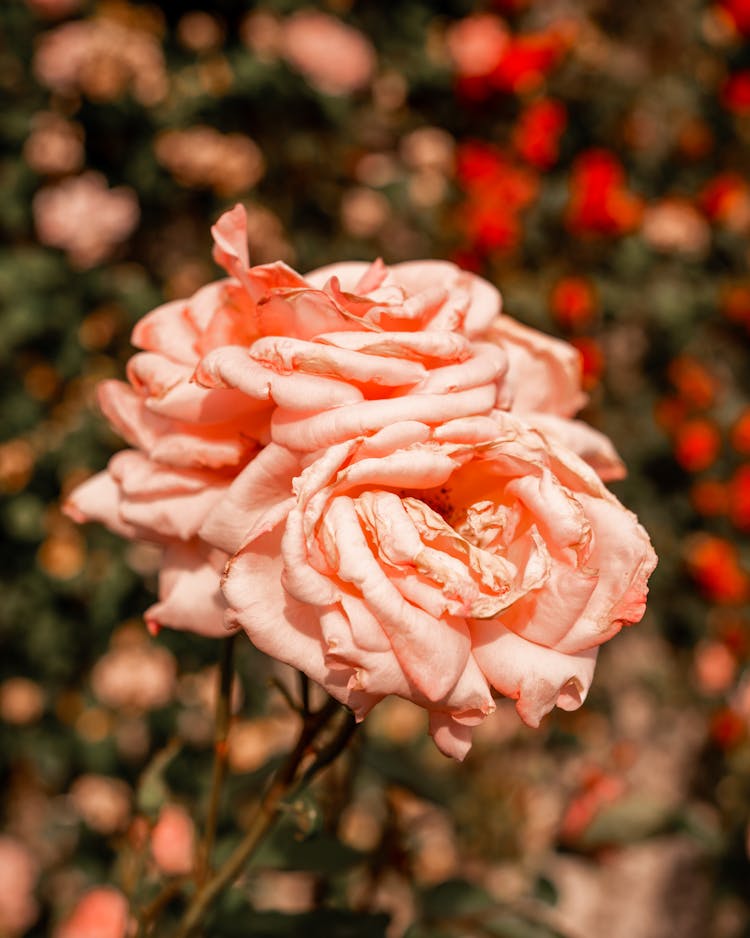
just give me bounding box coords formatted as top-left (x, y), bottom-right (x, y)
top-left (66, 206), bottom-right (656, 760)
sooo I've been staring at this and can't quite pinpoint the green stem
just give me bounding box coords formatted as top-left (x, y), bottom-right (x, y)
top-left (171, 697), bottom-right (351, 938)
top-left (196, 635), bottom-right (236, 885)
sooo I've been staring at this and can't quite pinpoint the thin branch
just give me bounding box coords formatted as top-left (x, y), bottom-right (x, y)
top-left (171, 696), bottom-right (351, 938)
top-left (195, 635), bottom-right (236, 885)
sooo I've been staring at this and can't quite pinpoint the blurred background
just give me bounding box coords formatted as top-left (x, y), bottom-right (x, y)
top-left (1, 0), bottom-right (750, 936)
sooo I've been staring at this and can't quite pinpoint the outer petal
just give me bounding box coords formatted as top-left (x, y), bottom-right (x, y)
top-left (491, 316), bottom-right (587, 417)
top-left (63, 468), bottom-right (145, 540)
top-left (429, 713), bottom-right (475, 761)
top-left (471, 621), bottom-right (599, 727)
top-left (532, 414), bottom-right (626, 482)
top-left (145, 543), bottom-right (235, 638)
top-left (108, 452), bottom-right (227, 541)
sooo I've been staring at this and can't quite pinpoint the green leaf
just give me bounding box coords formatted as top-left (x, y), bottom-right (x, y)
top-left (577, 795), bottom-right (675, 849)
top-left (251, 811), bottom-right (363, 874)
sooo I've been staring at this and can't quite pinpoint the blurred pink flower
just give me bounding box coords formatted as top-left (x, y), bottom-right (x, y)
top-left (281, 10), bottom-right (376, 95)
top-left (445, 13), bottom-right (510, 78)
top-left (155, 127), bottom-right (265, 196)
top-left (150, 805), bottom-right (195, 876)
top-left (641, 198), bottom-right (711, 256)
top-left (23, 112), bottom-right (84, 176)
top-left (91, 634), bottom-right (176, 711)
top-left (69, 775), bottom-right (132, 835)
top-left (55, 887), bottom-right (129, 938)
top-left (33, 172), bottom-right (139, 268)
top-left (0, 837), bottom-right (39, 936)
top-left (33, 17), bottom-right (167, 104)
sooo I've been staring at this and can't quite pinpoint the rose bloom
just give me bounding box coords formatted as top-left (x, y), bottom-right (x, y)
top-left (281, 10), bottom-right (376, 95)
top-left (641, 198), bottom-right (711, 256)
top-left (33, 172), bottom-right (139, 269)
top-left (154, 127), bottom-right (265, 197)
top-left (445, 13), bottom-right (510, 79)
top-left (150, 805), bottom-right (195, 876)
top-left (567, 150), bottom-right (643, 237)
top-left (69, 774), bottom-right (132, 835)
top-left (91, 640), bottom-right (176, 711)
top-left (0, 836), bottom-right (39, 936)
top-left (55, 887), bottom-right (129, 938)
top-left (215, 412), bottom-right (656, 759)
top-left (33, 17), bottom-right (167, 105)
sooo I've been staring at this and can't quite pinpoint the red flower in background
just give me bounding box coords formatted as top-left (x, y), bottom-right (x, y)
top-left (567, 149), bottom-right (643, 236)
top-left (686, 535), bottom-right (749, 604)
top-left (674, 418), bottom-right (722, 473)
top-left (550, 276), bottom-right (597, 331)
top-left (717, 0), bottom-right (750, 35)
top-left (447, 14), bottom-right (570, 99)
top-left (667, 356), bottom-right (717, 410)
top-left (513, 98), bottom-right (567, 169)
top-left (722, 71), bottom-right (750, 115)
top-left (728, 465), bottom-right (750, 530)
top-left (700, 173), bottom-right (750, 230)
top-left (456, 142), bottom-right (538, 253)
top-left (721, 282), bottom-right (750, 329)
top-left (569, 336), bottom-right (604, 389)
top-left (731, 409), bottom-right (750, 453)
top-left (492, 30), bottom-right (570, 95)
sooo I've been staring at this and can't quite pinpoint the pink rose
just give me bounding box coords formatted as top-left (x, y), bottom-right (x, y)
top-left (216, 412), bottom-right (656, 759)
top-left (55, 887), bottom-right (129, 938)
top-left (280, 10), bottom-right (376, 96)
top-left (33, 172), bottom-right (139, 269)
top-left (0, 836), bottom-right (39, 936)
top-left (150, 804), bottom-right (195, 876)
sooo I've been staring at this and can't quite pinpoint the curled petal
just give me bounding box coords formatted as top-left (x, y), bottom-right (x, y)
top-left (271, 383), bottom-right (498, 452)
top-left (249, 335), bottom-right (427, 387)
top-left (194, 346), bottom-right (364, 410)
top-left (63, 468), bottom-right (145, 540)
top-left (471, 621), bottom-right (599, 727)
top-left (146, 543), bottom-right (234, 638)
top-left (533, 414), bottom-right (626, 482)
top-left (492, 316), bottom-right (586, 417)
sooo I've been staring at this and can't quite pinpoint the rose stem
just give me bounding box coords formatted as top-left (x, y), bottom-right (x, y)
top-left (299, 671), bottom-right (310, 716)
top-left (196, 634), bottom-right (236, 886)
top-left (171, 695), bottom-right (355, 938)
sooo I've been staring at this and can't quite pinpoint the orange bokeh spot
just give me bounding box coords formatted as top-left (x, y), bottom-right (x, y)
top-left (686, 534), bottom-right (749, 604)
top-left (728, 464), bottom-right (750, 530)
top-left (730, 410), bottom-right (750, 453)
top-left (654, 396), bottom-right (689, 434)
top-left (721, 282), bottom-right (750, 327)
top-left (674, 418), bottom-right (722, 472)
top-left (667, 356), bottom-right (717, 409)
top-left (691, 479), bottom-right (728, 517)
top-left (570, 336), bottom-right (604, 389)
top-left (550, 276), bottom-right (598, 331)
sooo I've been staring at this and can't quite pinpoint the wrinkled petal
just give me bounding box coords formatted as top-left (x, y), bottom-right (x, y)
top-left (492, 316), bottom-right (587, 417)
top-left (146, 543), bottom-right (234, 638)
top-left (471, 622), bottom-right (599, 727)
